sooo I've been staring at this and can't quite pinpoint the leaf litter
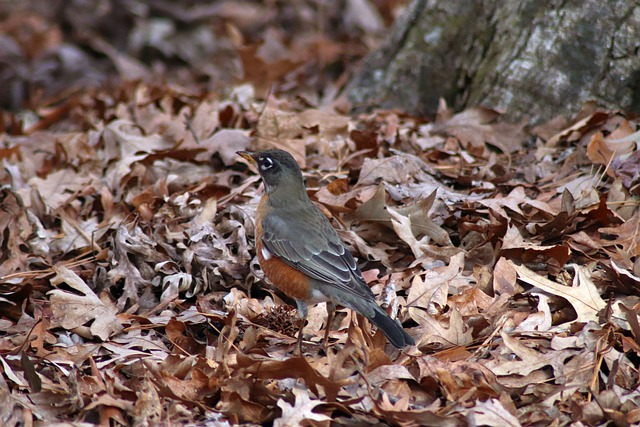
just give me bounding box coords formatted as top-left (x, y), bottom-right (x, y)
top-left (1, 1), bottom-right (640, 426)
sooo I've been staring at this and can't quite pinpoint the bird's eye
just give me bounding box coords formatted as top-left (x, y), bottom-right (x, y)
top-left (260, 157), bottom-right (274, 170)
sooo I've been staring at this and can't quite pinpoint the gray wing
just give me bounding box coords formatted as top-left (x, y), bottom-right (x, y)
top-left (261, 208), bottom-right (375, 301)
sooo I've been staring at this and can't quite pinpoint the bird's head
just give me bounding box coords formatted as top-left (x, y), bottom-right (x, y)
top-left (237, 149), bottom-right (305, 196)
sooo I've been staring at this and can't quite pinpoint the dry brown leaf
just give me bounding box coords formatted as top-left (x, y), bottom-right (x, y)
top-left (433, 106), bottom-right (527, 153)
top-left (48, 265), bottom-right (122, 341)
top-left (367, 364), bottom-right (415, 386)
top-left (356, 183), bottom-right (452, 248)
top-left (19, 169), bottom-right (96, 211)
top-left (407, 252), bottom-right (464, 314)
top-left (478, 186), bottom-right (556, 219)
top-left (511, 262), bottom-right (606, 326)
top-left (203, 129), bottom-right (251, 166)
top-left (298, 109), bottom-right (350, 139)
top-left (586, 121), bottom-right (637, 175)
top-left (484, 331), bottom-right (578, 378)
top-left (274, 381), bottom-right (331, 427)
top-left (410, 305), bottom-right (473, 348)
top-left (107, 226), bottom-right (159, 309)
top-left (255, 105), bottom-right (307, 167)
top-left (493, 257), bottom-right (520, 295)
top-left (467, 398), bottom-right (521, 427)
top-left (357, 152), bottom-right (436, 186)
top-left (514, 294), bottom-right (552, 332)
top-left (545, 110), bottom-right (608, 147)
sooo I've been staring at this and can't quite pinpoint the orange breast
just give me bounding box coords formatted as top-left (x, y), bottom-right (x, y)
top-left (255, 195), bottom-right (311, 301)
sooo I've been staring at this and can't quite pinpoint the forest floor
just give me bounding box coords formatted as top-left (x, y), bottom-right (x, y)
top-left (1, 1), bottom-right (639, 426)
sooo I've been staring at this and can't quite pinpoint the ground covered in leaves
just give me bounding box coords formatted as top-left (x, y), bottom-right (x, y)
top-left (1, 1), bottom-right (640, 426)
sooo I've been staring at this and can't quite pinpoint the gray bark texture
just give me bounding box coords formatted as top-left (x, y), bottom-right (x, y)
top-left (348, 0), bottom-right (640, 124)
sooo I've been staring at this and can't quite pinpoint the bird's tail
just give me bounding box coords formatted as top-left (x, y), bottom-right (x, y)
top-left (367, 305), bottom-right (414, 348)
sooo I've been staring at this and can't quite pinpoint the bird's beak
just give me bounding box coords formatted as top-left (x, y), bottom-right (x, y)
top-left (237, 151), bottom-right (257, 167)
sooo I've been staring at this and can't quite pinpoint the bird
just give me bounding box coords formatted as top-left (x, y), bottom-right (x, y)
top-left (237, 149), bottom-right (414, 350)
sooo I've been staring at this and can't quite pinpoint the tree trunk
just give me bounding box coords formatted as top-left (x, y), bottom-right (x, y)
top-left (348, 0), bottom-right (640, 124)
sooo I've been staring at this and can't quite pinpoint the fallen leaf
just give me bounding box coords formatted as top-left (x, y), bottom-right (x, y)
top-left (467, 398), bottom-right (521, 427)
top-left (274, 381), bottom-right (331, 427)
top-left (511, 262), bottom-right (606, 326)
top-left (48, 265), bottom-right (123, 340)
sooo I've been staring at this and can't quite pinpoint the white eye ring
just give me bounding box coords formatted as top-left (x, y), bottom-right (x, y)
top-left (260, 157), bottom-right (274, 170)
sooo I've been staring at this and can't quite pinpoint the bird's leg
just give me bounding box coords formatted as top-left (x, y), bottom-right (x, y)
top-left (323, 301), bottom-right (335, 349)
top-left (294, 300), bottom-right (308, 355)
top-left (294, 317), bottom-right (305, 355)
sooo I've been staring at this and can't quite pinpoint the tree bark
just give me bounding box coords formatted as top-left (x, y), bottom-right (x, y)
top-left (348, 0), bottom-right (640, 124)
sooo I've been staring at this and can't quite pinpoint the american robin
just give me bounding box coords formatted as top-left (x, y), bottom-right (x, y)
top-left (238, 149), bottom-right (414, 349)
